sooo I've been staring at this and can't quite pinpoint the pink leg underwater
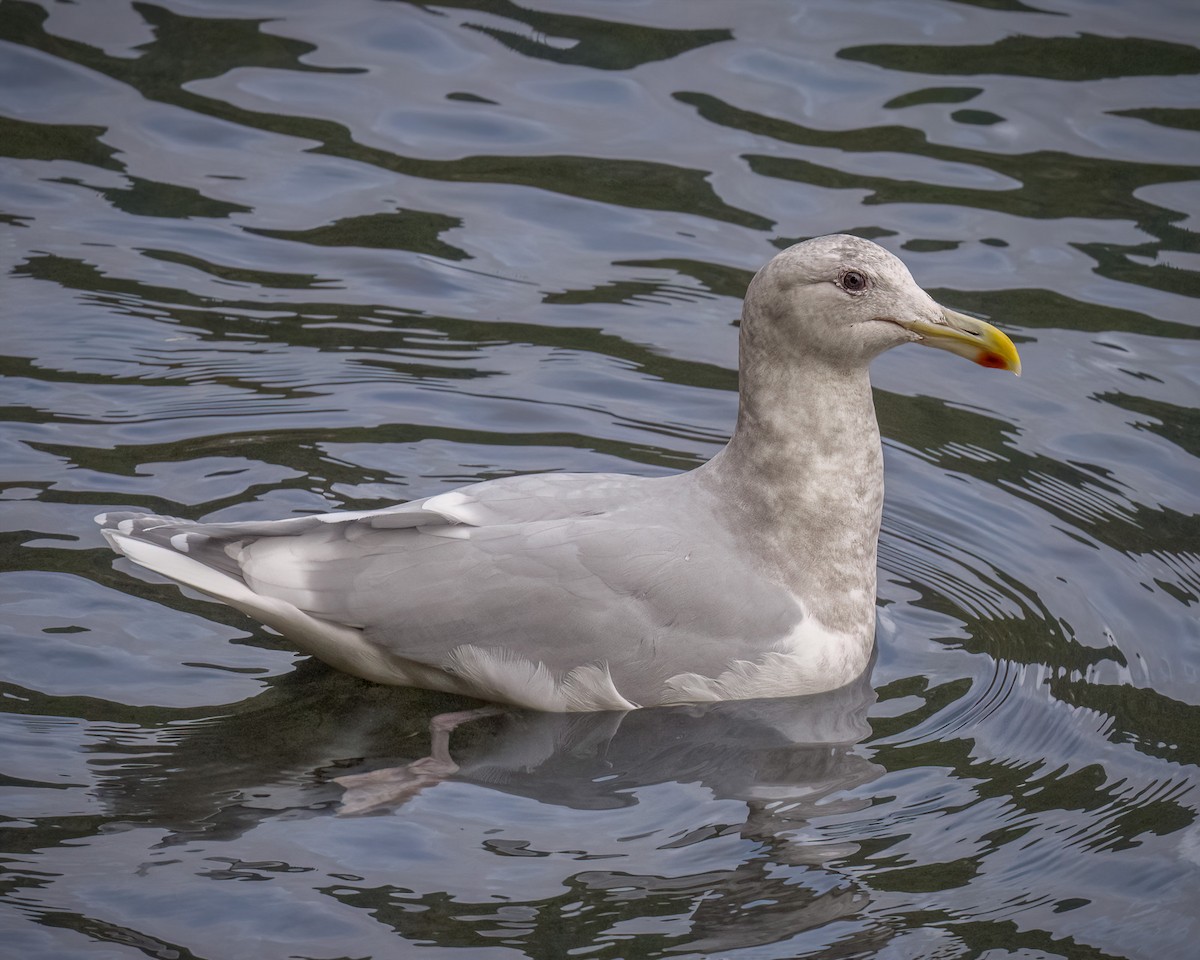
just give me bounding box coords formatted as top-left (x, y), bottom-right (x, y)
top-left (333, 707), bottom-right (504, 815)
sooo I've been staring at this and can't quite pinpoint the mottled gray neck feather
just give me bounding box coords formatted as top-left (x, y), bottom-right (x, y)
top-left (692, 312), bottom-right (883, 636)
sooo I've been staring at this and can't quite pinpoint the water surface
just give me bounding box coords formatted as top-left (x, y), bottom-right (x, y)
top-left (2, 1), bottom-right (1199, 957)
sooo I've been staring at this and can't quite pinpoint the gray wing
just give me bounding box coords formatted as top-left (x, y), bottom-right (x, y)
top-left (98, 472), bottom-right (805, 707)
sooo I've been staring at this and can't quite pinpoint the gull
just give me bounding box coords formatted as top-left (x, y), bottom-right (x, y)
top-left (97, 235), bottom-right (1020, 712)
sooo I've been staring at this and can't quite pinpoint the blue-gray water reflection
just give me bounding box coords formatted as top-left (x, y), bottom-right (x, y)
top-left (2, 0), bottom-right (1199, 957)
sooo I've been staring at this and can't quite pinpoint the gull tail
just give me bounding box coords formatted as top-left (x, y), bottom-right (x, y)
top-left (94, 512), bottom-right (398, 682)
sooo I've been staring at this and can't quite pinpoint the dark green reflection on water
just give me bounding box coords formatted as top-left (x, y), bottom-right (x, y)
top-left (247, 211), bottom-right (470, 261)
top-left (677, 92), bottom-right (1200, 232)
top-left (439, 0), bottom-right (733, 70)
top-left (840, 34), bottom-right (1200, 81)
top-left (3, 1), bottom-right (766, 229)
top-left (0, 116), bottom-right (123, 171)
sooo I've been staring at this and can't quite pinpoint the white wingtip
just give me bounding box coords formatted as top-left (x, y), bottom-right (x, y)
top-left (99, 527), bottom-right (126, 555)
top-left (108, 533), bottom-right (242, 599)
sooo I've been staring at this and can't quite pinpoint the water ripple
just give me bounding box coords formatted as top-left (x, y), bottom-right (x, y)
top-left (3, 1), bottom-right (1199, 957)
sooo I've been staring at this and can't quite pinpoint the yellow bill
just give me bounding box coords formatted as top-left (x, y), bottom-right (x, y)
top-left (906, 308), bottom-right (1022, 376)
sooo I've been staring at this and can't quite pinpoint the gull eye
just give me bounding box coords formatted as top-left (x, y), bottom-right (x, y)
top-left (840, 269), bottom-right (868, 293)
